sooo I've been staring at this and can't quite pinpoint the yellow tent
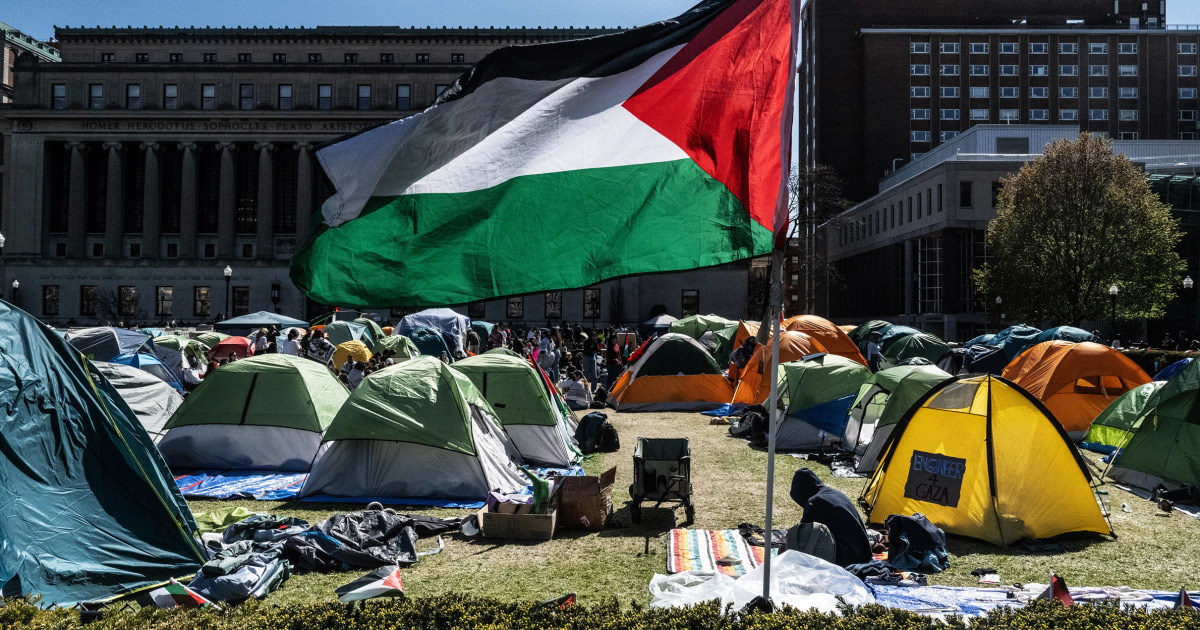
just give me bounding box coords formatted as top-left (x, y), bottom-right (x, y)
top-left (861, 374), bottom-right (1110, 546)
top-left (333, 340), bottom-right (372, 370)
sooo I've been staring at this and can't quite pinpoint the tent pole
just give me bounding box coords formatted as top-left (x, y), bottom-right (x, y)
top-left (762, 248), bottom-right (784, 602)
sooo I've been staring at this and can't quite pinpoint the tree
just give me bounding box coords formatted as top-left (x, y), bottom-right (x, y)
top-left (975, 133), bottom-right (1184, 326)
top-left (789, 164), bottom-right (853, 314)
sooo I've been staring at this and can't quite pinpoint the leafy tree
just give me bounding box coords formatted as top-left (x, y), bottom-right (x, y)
top-left (975, 133), bottom-right (1184, 326)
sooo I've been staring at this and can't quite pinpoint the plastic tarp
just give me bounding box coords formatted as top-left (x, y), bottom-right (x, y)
top-left (1154, 357), bottom-right (1192, 381)
top-left (0, 301), bottom-right (203, 604)
top-left (964, 334), bottom-right (994, 347)
top-left (990, 324), bottom-right (1042, 360)
top-left (1081, 381), bottom-right (1165, 453)
top-left (112, 350), bottom-right (184, 392)
top-left (67, 326), bottom-right (153, 361)
top-left (92, 361), bottom-right (183, 443)
top-left (214, 311), bottom-right (309, 335)
top-left (176, 470), bottom-right (309, 500)
top-left (1033, 326), bottom-right (1097, 345)
top-left (394, 308), bottom-right (471, 356)
top-left (963, 344), bottom-right (1009, 375)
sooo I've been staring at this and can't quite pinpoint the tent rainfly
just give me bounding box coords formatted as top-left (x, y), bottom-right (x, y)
top-left (732, 331), bottom-right (827, 405)
top-left (783, 315), bottom-right (867, 365)
top-left (394, 308), bottom-right (471, 356)
top-left (843, 364), bottom-right (954, 474)
top-left (66, 326), bottom-right (153, 361)
top-left (775, 354), bottom-right (872, 451)
top-left (608, 333), bottom-right (734, 412)
top-left (1080, 381), bottom-right (1166, 454)
top-left (1105, 358), bottom-right (1200, 491)
top-left (214, 311), bottom-right (309, 335)
top-left (92, 361), bottom-right (184, 443)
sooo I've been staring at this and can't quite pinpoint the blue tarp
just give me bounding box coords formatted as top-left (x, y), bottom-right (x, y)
top-left (792, 394), bottom-right (856, 436)
top-left (410, 327), bottom-right (455, 361)
top-left (395, 308), bottom-right (471, 356)
top-left (1154, 357), bottom-right (1193, 381)
top-left (873, 585), bottom-right (1186, 616)
top-left (990, 324), bottom-right (1042, 360)
top-left (1033, 326), bottom-right (1097, 345)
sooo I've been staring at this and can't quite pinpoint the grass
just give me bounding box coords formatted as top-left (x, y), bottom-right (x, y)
top-left (186, 410), bottom-right (1200, 606)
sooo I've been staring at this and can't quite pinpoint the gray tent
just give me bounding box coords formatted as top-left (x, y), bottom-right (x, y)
top-left (92, 361), bottom-right (183, 443)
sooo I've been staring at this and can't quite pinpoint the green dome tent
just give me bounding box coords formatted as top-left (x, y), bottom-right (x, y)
top-left (1107, 359), bottom-right (1200, 490)
top-left (194, 331), bottom-right (230, 349)
top-left (842, 365), bottom-right (954, 474)
top-left (0, 302), bottom-right (203, 603)
top-left (373, 333), bottom-right (421, 360)
top-left (153, 334), bottom-right (208, 361)
top-left (1081, 381), bottom-right (1166, 454)
top-left (453, 353), bottom-right (580, 467)
top-left (300, 356), bottom-right (527, 501)
top-left (775, 355), bottom-right (872, 450)
top-left (881, 332), bottom-right (951, 368)
top-left (325, 320), bottom-right (373, 349)
top-left (353, 317), bottom-right (387, 350)
top-left (486, 347), bottom-right (523, 358)
top-left (158, 354), bottom-right (349, 472)
top-left (670, 314), bottom-right (738, 363)
top-left (849, 320), bottom-right (891, 345)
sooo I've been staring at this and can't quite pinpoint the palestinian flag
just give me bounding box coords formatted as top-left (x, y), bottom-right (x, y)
top-left (1177, 587), bottom-right (1195, 609)
top-left (336, 566), bottom-right (405, 602)
top-left (150, 579), bottom-right (217, 609)
top-left (1036, 574), bottom-right (1073, 606)
top-left (291, 0), bottom-right (798, 307)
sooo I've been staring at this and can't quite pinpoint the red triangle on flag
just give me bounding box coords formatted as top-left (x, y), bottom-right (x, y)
top-left (1176, 587), bottom-right (1194, 609)
top-left (1037, 574), bottom-right (1073, 606)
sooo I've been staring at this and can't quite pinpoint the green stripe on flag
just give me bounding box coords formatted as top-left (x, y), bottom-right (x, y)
top-left (291, 159), bottom-right (773, 307)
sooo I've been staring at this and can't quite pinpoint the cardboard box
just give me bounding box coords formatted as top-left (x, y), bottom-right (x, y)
top-left (478, 507), bottom-right (558, 540)
top-left (557, 467), bottom-right (617, 531)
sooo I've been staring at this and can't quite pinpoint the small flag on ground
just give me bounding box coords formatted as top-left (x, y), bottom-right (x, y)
top-left (1036, 573), bottom-right (1074, 606)
top-left (150, 579), bottom-right (217, 609)
top-left (336, 566), bottom-right (405, 603)
top-left (1177, 587), bottom-right (1195, 609)
top-left (539, 593), bottom-right (577, 609)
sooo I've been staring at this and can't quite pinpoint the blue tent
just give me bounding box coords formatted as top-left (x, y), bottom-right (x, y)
top-left (1155, 357), bottom-right (1193, 381)
top-left (964, 333), bottom-right (995, 347)
top-left (410, 327), bottom-right (454, 362)
top-left (112, 351), bottom-right (184, 393)
top-left (0, 301), bottom-right (203, 603)
top-left (963, 344), bottom-right (1010, 375)
top-left (395, 308), bottom-right (470, 356)
top-left (139, 327), bottom-right (167, 338)
top-left (214, 311), bottom-right (309, 335)
top-left (990, 324), bottom-right (1042, 360)
top-left (1032, 326), bottom-right (1097, 346)
top-left (67, 327), bottom-right (153, 362)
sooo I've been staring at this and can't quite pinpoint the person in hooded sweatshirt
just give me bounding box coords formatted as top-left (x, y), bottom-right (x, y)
top-left (789, 468), bottom-right (872, 567)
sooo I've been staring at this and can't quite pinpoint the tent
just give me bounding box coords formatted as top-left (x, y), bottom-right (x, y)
top-left (1154, 357), bottom-right (1192, 381)
top-left (325, 320), bottom-right (372, 348)
top-left (783, 315), bottom-right (867, 365)
top-left (876, 325), bottom-right (922, 354)
top-left (962, 344), bottom-right (1010, 375)
top-left (1032, 326), bottom-right (1097, 346)
top-left (990, 324), bottom-right (1042, 360)
top-left (849, 320), bottom-right (891, 344)
top-left (774, 354), bottom-right (872, 450)
top-left (410, 326), bottom-right (454, 361)
top-left (300, 356), bottom-right (527, 500)
top-left (732, 331), bottom-right (828, 405)
top-left (153, 334), bottom-right (208, 362)
top-left (211, 336), bottom-right (254, 361)
top-left (92, 361), bottom-right (184, 443)
top-left (454, 353), bottom-right (579, 467)
top-left (1002, 341), bottom-right (1151, 438)
top-left (881, 332), bottom-right (951, 368)
top-left (609, 333), bottom-right (734, 412)
top-left (470, 320), bottom-right (494, 348)
top-left (0, 301), bottom-right (203, 603)
top-left (214, 311), bottom-right (308, 335)
top-left (486, 347), bottom-right (524, 357)
top-left (936, 347), bottom-right (968, 375)
top-left (353, 317), bottom-right (387, 348)
top-left (66, 326), bottom-right (152, 361)
top-left (671, 314), bottom-right (738, 362)
top-left (861, 375), bottom-right (1111, 546)
top-left (194, 331), bottom-right (230, 349)
top-left (1080, 381), bottom-right (1166, 454)
top-left (394, 308), bottom-right (471, 356)
top-left (112, 351), bottom-right (184, 393)
top-left (964, 333), bottom-right (995, 347)
top-left (333, 340), bottom-right (372, 370)
top-left (712, 320), bottom-right (761, 367)
top-left (158, 354), bottom-right (348, 472)
top-left (638, 313), bottom-right (678, 338)
top-left (843, 365), bottom-right (953, 473)
top-left (374, 334), bottom-right (421, 360)
top-left (1106, 359), bottom-right (1200, 490)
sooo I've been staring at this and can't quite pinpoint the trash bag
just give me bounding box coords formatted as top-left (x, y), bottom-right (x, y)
top-left (731, 550), bottom-right (874, 613)
top-left (649, 571), bottom-right (737, 609)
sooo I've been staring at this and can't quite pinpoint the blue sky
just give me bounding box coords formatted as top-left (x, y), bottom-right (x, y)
top-left (10, 1), bottom-right (1195, 43)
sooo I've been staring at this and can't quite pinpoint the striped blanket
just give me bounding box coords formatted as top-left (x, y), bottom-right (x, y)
top-left (666, 529), bottom-right (770, 577)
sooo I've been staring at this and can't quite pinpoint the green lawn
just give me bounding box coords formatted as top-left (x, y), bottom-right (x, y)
top-left (187, 410), bottom-right (1200, 606)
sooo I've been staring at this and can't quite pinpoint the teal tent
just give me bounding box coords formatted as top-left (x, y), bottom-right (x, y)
top-left (411, 327), bottom-right (454, 361)
top-left (0, 301), bottom-right (203, 603)
top-left (991, 324), bottom-right (1042, 360)
top-left (1033, 326), bottom-right (1097, 346)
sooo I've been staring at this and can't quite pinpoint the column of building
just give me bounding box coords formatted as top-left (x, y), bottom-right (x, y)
top-left (255, 142), bottom-right (274, 259)
top-left (178, 142), bottom-right (198, 258)
top-left (140, 142), bottom-right (160, 259)
top-left (66, 141), bottom-right (87, 257)
top-left (294, 142), bottom-right (313, 245)
top-left (102, 142), bottom-right (123, 259)
top-left (217, 142), bottom-right (236, 258)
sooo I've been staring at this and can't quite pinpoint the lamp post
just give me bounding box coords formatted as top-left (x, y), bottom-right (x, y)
top-left (223, 265), bottom-right (232, 319)
top-left (1109, 284), bottom-right (1119, 339)
top-left (11, 280), bottom-right (19, 307)
top-left (1185, 276), bottom-right (1195, 335)
top-left (995, 296), bottom-right (1003, 330)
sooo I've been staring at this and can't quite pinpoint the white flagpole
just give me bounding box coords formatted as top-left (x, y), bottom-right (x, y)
top-left (761, 248), bottom-right (784, 602)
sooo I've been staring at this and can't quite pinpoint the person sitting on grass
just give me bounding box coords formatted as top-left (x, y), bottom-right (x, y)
top-left (559, 370), bottom-right (593, 411)
top-left (789, 468), bottom-right (871, 567)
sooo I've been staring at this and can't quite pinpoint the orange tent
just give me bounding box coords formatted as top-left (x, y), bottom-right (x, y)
top-left (731, 321), bottom-right (760, 351)
top-left (1002, 340), bottom-right (1151, 438)
top-left (733, 331), bottom-right (828, 405)
top-left (783, 315), bottom-right (867, 365)
top-left (609, 333), bottom-right (734, 412)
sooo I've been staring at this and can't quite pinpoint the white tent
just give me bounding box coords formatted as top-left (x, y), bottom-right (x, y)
top-left (92, 361), bottom-right (183, 443)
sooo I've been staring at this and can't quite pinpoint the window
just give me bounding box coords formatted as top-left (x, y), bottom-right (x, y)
top-left (80, 286), bottom-right (98, 316)
top-left (970, 109), bottom-right (989, 120)
top-left (506, 296), bottom-right (524, 319)
top-left (415, 53), bottom-right (429, 63)
top-left (999, 42), bottom-right (1017, 54)
top-left (959, 181), bottom-right (972, 207)
top-left (278, 84), bottom-right (292, 110)
top-left (1181, 110), bottom-right (1198, 121)
top-left (396, 84), bottom-right (411, 109)
top-left (451, 53), bottom-right (465, 63)
top-left (1118, 65), bottom-right (1138, 76)
top-left (201, 84), bottom-right (216, 110)
top-left (1030, 65), bottom-right (1049, 76)
top-left (273, 53), bottom-right (286, 63)
top-left (344, 53), bottom-right (358, 63)
top-left (156, 287), bottom-right (173, 317)
top-left (118, 286), bottom-right (137, 317)
top-left (1181, 43), bottom-right (1198, 55)
top-left (101, 52), bottom-right (114, 63)
top-left (380, 53), bottom-right (393, 62)
top-left (940, 86), bottom-right (959, 98)
top-left (467, 302), bottom-right (486, 319)
top-left (681, 290), bottom-right (700, 317)
top-left (1089, 65), bottom-right (1108, 76)
top-left (1060, 109), bottom-right (1079, 121)
top-left (92, 243), bottom-right (104, 257)
top-left (1119, 87), bottom-right (1138, 99)
top-left (1089, 43), bottom-right (1108, 54)
top-left (308, 53), bottom-right (322, 63)
top-left (163, 84), bottom-right (178, 109)
top-left (970, 42), bottom-right (988, 54)
top-left (543, 292), bottom-right (563, 319)
top-left (1120, 132), bottom-right (1139, 140)
top-left (193, 287), bottom-right (210, 316)
top-left (204, 243), bottom-right (215, 258)
top-left (1000, 87), bottom-right (1019, 98)
top-left (991, 181), bottom-right (1002, 207)
top-left (937, 184), bottom-right (943, 211)
top-left (1060, 43), bottom-right (1078, 54)
top-left (237, 53), bottom-right (251, 63)
top-left (970, 64), bottom-right (989, 76)
top-left (1183, 132), bottom-right (1200, 140)
top-left (1029, 42), bottom-right (1048, 54)
top-left (911, 64), bottom-right (930, 75)
top-left (318, 84), bottom-right (332, 110)
top-left (1089, 87), bottom-right (1109, 98)
top-left (1180, 88), bottom-right (1198, 99)
top-left (941, 130), bottom-right (959, 142)
top-left (1059, 64), bottom-right (1078, 76)
top-left (911, 108), bottom-right (930, 120)
top-left (357, 84), bottom-right (372, 110)
top-left (133, 52), bottom-right (149, 63)
top-left (1000, 108), bottom-right (1019, 121)
top-left (970, 87), bottom-right (989, 98)
top-left (911, 86), bottom-right (930, 98)
top-left (1118, 109), bottom-right (1138, 121)
top-left (1119, 42), bottom-right (1137, 54)
top-left (911, 130), bottom-right (931, 142)
top-left (169, 53), bottom-right (182, 62)
top-left (241, 244), bottom-right (253, 259)
top-left (166, 243), bottom-right (178, 258)
top-left (125, 84), bottom-right (141, 109)
top-left (239, 84), bottom-right (254, 110)
top-left (52, 84), bottom-right (66, 109)
top-left (42, 285), bottom-right (59, 317)
top-left (1030, 109), bottom-right (1049, 121)
top-left (939, 42), bottom-right (959, 54)
top-left (1181, 66), bottom-right (1199, 77)
top-left (203, 53), bottom-right (217, 63)
top-left (999, 65), bottom-right (1018, 76)
top-left (940, 108), bottom-right (960, 120)
top-left (583, 288), bottom-right (601, 319)
top-left (910, 42), bottom-right (930, 54)
top-left (129, 243), bottom-right (141, 258)
top-left (1030, 87), bottom-right (1049, 98)
top-left (1090, 109), bottom-right (1110, 120)
top-left (1060, 87), bottom-right (1079, 98)
top-left (232, 287), bottom-right (250, 317)
top-left (89, 84), bottom-right (104, 109)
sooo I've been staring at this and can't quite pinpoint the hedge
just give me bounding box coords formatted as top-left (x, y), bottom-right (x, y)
top-left (2, 595), bottom-right (1199, 630)
top-left (1119, 348), bottom-right (1194, 376)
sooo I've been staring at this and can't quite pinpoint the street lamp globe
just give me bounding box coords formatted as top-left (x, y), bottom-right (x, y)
top-left (0, 233), bottom-right (7, 250)
top-left (995, 296), bottom-right (1002, 305)
top-left (1185, 276), bottom-right (1194, 290)
top-left (224, 265), bottom-right (232, 279)
top-left (1109, 284), bottom-right (1119, 296)
top-left (11, 280), bottom-right (18, 291)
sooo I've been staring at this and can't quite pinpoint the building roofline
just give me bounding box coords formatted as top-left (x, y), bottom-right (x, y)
top-left (53, 25), bottom-right (625, 42)
top-left (862, 25), bottom-right (1198, 35)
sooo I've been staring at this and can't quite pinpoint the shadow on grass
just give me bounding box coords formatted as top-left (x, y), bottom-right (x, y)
top-left (945, 531), bottom-right (1112, 559)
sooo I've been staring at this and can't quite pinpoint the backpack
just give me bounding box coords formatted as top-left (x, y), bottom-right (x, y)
top-left (885, 513), bottom-right (949, 573)
top-left (598, 422), bottom-right (620, 452)
top-left (786, 522), bottom-right (837, 564)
